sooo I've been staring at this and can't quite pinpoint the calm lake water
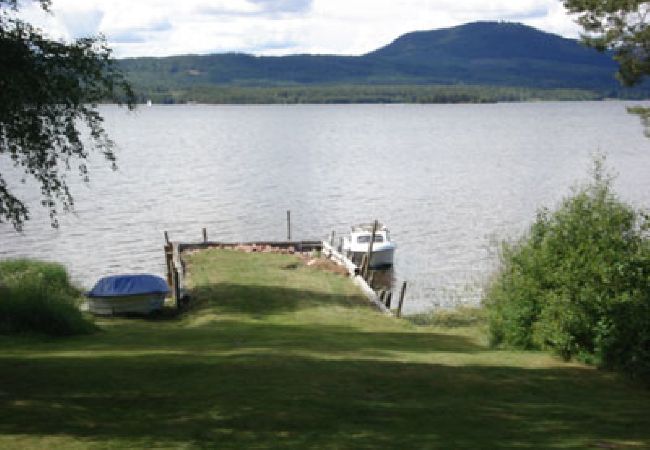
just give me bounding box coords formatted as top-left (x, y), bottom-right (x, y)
top-left (2, 102), bottom-right (650, 313)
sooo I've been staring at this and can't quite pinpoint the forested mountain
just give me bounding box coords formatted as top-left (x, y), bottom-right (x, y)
top-left (366, 22), bottom-right (618, 88)
top-left (119, 21), bottom-right (640, 103)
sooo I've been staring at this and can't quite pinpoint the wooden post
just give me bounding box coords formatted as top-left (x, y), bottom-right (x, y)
top-left (385, 291), bottom-right (392, 309)
top-left (164, 231), bottom-right (170, 245)
top-left (202, 227), bottom-right (207, 243)
top-left (164, 244), bottom-right (173, 287)
top-left (173, 267), bottom-right (181, 309)
top-left (365, 220), bottom-right (379, 276)
top-left (397, 281), bottom-right (407, 318)
top-left (360, 254), bottom-right (368, 278)
top-left (287, 210), bottom-right (291, 241)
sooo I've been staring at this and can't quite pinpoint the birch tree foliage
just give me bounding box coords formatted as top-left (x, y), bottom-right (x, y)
top-left (563, 1), bottom-right (650, 134)
top-left (0, 0), bottom-right (135, 230)
top-left (564, 0), bottom-right (650, 86)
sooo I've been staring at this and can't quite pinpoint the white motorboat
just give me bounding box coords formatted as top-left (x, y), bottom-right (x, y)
top-left (342, 223), bottom-right (395, 268)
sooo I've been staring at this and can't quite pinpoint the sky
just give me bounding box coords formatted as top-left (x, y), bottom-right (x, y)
top-left (17, 0), bottom-right (582, 58)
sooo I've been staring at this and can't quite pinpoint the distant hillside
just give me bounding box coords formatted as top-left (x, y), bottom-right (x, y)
top-left (119, 21), bottom-right (643, 103)
top-left (366, 22), bottom-right (619, 89)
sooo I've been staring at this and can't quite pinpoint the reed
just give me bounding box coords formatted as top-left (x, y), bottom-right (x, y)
top-left (0, 259), bottom-right (95, 336)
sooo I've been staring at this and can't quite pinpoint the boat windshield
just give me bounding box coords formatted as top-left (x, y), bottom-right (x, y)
top-left (357, 234), bottom-right (384, 244)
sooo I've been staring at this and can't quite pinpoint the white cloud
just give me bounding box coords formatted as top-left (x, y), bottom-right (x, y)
top-left (15, 0), bottom-right (581, 58)
top-left (57, 7), bottom-right (104, 39)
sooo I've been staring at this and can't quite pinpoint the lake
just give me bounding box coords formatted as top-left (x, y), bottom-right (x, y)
top-left (2, 102), bottom-right (650, 313)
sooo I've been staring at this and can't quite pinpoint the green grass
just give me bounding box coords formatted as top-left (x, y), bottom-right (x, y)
top-left (0, 249), bottom-right (649, 449)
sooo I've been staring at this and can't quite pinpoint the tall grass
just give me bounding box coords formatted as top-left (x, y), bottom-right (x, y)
top-left (484, 158), bottom-right (650, 381)
top-left (407, 306), bottom-right (486, 328)
top-left (0, 259), bottom-right (96, 336)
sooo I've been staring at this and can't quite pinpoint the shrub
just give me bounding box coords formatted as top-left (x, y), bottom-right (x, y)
top-left (485, 159), bottom-right (650, 381)
top-left (0, 259), bottom-right (96, 336)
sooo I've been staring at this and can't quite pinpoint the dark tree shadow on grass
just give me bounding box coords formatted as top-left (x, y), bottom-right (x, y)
top-left (1, 280), bottom-right (649, 448)
top-left (39, 319), bottom-right (484, 357)
top-left (1, 353), bottom-right (649, 449)
top-left (190, 282), bottom-right (366, 315)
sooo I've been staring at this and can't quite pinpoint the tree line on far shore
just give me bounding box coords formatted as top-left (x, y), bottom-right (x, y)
top-left (134, 84), bottom-right (632, 105)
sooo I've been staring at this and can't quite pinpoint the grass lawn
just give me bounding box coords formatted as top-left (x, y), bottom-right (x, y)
top-left (1, 249), bottom-right (649, 449)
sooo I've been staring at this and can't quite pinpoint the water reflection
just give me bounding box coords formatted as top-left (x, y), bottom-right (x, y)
top-left (366, 268), bottom-right (395, 296)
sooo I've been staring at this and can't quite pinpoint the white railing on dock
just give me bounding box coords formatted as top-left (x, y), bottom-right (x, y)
top-left (321, 241), bottom-right (392, 315)
top-left (321, 241), bottom-right (357, 275)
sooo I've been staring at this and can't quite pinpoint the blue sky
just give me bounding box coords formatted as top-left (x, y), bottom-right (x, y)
top-left (20, 0), bottom-right (581, 58)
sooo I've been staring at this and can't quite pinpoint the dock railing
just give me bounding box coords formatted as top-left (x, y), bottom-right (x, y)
top-left (321, 240), bottom-right (393, 315)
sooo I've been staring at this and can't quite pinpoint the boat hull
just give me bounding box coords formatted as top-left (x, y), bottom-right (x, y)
top-left (348, 247), bottom-right (395, 268)
top-left (88, 294), bottom-right (166, 315)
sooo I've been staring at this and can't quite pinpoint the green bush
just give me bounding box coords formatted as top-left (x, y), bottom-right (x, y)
top-left (0, 259), bottom-right (96, 336)
top-left (485, 159), bottom-right (650, 381)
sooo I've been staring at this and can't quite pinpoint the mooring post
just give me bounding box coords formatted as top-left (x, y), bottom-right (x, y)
top-left (397, 281), bottom-right (407, 318)
top-left (173, 267), bottom-right (181, 309)
top-left (287, 210), bottom-right (291, 241)
top-left (360, 254), bottom-right (368, 279)
top-left (363, 220), bottom-right (379, 278)
top-left (202, 227), bottom-right (207, 243)
top-left (365, 219), bottom-right (379, 278)
top-left (164, 244), bottom-right (173, 287)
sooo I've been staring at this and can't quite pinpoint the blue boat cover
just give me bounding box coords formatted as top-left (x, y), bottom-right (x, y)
top-left (87, 274), bottom-right (170, 298)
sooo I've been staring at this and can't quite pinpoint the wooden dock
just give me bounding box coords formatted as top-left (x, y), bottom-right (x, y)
top-left (163, 221), bottom-right (406, 316)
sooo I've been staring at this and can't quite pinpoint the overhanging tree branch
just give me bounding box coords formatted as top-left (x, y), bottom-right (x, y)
top-left (563, 0), bottom-right (650, 86)
top-left (0, 0), bottom-right (135, 230)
